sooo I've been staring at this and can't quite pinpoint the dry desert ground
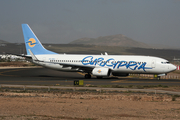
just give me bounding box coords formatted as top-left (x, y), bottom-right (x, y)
top-left (0, 91), bottom-right (180, 120)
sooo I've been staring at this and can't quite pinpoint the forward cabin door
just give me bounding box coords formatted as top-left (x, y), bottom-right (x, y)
top-left (151, 60), bottom-right (156, 68)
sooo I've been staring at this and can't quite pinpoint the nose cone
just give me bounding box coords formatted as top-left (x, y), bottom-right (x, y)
top-left (169, 64), bottom-right (177, 72)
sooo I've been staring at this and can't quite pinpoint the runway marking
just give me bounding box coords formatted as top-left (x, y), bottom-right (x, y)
top-left (111, 80), bottom-right (180, 83)
top-left (77, 72), bottom-right (180, 83)
top-left (0, 69), bottom-right (24, 77)
top-left (0, 80), bottom-right (115, 84)
top-left (1, 79), bottom-right (180, 85)
top-left (1, 80), bottom-right (180, 86)
top-left (77, 72), bottom-right (85, 76)
top-left (1, 69), bottom-right (180, 85)
top-left (0, 80), bottom-right (73, 83)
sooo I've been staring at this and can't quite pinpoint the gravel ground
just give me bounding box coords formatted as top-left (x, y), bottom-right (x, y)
top-left (0, 66), bottom-right (180, 120)
top-left (0, 92), bottom-right (180, 120)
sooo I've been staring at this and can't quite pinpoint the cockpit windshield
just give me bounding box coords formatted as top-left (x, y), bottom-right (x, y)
top-left (161, 61), bottom-right (170, 64)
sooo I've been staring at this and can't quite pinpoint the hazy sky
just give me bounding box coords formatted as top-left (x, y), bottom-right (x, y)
top-left (0, 0), bottom-right (180, 47)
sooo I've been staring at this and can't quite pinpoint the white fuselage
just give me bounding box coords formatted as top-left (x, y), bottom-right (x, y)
top-left (31, 54), bottom-right (176, 75)
top-left (21, 24), bottom-right (177, 78)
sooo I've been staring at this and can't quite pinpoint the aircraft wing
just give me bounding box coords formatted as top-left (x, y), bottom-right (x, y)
top-left (54, 62), bottom-right (95, 73)
top-left (17, 54), bottom-right (32, 59)
top-left (28, 49), bottom-right (95, 73)
top-left (5, 53), bottom-right (32, 59)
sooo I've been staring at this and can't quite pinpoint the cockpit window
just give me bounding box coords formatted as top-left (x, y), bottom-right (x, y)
top-left (161, 61), bottom-right (170, 64)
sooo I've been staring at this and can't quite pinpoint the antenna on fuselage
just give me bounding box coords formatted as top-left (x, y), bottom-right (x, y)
top-left (105, 52), bottom-right (108, 55)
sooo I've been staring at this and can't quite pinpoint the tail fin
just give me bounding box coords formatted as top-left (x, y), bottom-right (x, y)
top-left (22, 24), bottom-right (57, 55)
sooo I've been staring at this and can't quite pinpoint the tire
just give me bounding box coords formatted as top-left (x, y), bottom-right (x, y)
top-left (85, 74), bottom-right (91, 79)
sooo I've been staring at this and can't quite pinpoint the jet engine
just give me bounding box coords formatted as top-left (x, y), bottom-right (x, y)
top-left (92, 67), bottom-right (111, 77)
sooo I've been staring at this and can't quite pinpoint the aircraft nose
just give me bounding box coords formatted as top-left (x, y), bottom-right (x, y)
top-left (169, 64), bottom-right (177, 72)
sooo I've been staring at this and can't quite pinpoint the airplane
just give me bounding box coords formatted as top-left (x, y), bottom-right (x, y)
top-left (21, 24), bottom-right (177, 79)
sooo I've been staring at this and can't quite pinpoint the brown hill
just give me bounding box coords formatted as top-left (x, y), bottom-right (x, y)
top-left (69, 34), bottom-right (150, 48)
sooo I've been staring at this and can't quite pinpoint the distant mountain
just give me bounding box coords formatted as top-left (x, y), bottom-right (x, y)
top-left (0, 40), bottom-right (9, 44)
top-left (69, 34), bottom-right (150, 48)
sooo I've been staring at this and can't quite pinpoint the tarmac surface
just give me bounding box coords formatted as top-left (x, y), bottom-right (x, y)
top-left (0, 67), bottom-right (180, 86)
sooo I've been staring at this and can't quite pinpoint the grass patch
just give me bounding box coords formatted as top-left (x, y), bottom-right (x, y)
top-left (112, 85), bottom-right (125, 88)
top-left (85, 118), bottom-right (96, 120)
top-left (100, 85), bottom-right (112, 88)
top-left (86, 85), bottom-right (97, 87)
top-left (172, 95), bottom-right (180, 101)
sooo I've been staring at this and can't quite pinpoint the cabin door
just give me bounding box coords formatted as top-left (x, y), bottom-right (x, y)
top-left (151, 60), bottom-right (156, 68)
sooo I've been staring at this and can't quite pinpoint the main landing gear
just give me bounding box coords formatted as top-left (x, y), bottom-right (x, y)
top-left (84, 74), bottom-right (103, 79)
top-left (85, 73), bottom-right (91, 79)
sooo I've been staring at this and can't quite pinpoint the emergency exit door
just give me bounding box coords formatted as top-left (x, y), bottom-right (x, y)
top-left (151, 60), bottom-right (156, 68)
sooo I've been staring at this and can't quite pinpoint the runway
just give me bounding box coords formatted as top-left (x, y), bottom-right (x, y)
top-left (0, 67), bottom-right (180, 86)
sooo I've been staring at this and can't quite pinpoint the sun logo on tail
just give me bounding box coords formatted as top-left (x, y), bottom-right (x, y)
top-left (27, 38), bottom-right (36, 47)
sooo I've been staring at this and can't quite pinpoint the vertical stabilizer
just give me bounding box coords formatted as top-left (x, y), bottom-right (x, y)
top-left (22, 24), bottom-right (57, 55)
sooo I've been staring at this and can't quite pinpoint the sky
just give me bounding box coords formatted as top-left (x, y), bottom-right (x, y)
top-left (0, 0), bottom-right (180, 48)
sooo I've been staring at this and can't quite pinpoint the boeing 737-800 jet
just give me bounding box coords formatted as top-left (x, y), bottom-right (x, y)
top-left (22, 24), bottom-right (176, 79)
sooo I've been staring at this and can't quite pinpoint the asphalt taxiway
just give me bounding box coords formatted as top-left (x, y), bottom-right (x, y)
top-left (0, 67), bottom-right (180, 86)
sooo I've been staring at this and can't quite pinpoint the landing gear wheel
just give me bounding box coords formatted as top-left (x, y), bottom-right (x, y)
top-left (157, 76), bottom-right (161, 80)
top-left (85, 74), bottom-right (91, 79)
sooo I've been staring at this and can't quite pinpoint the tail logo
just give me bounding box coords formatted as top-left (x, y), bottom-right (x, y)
top-left (27, 38), bottom-right (36, 47)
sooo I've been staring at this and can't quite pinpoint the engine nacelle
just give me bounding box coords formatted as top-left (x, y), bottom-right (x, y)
top-left (92, 67), bottom-right (111, 77)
